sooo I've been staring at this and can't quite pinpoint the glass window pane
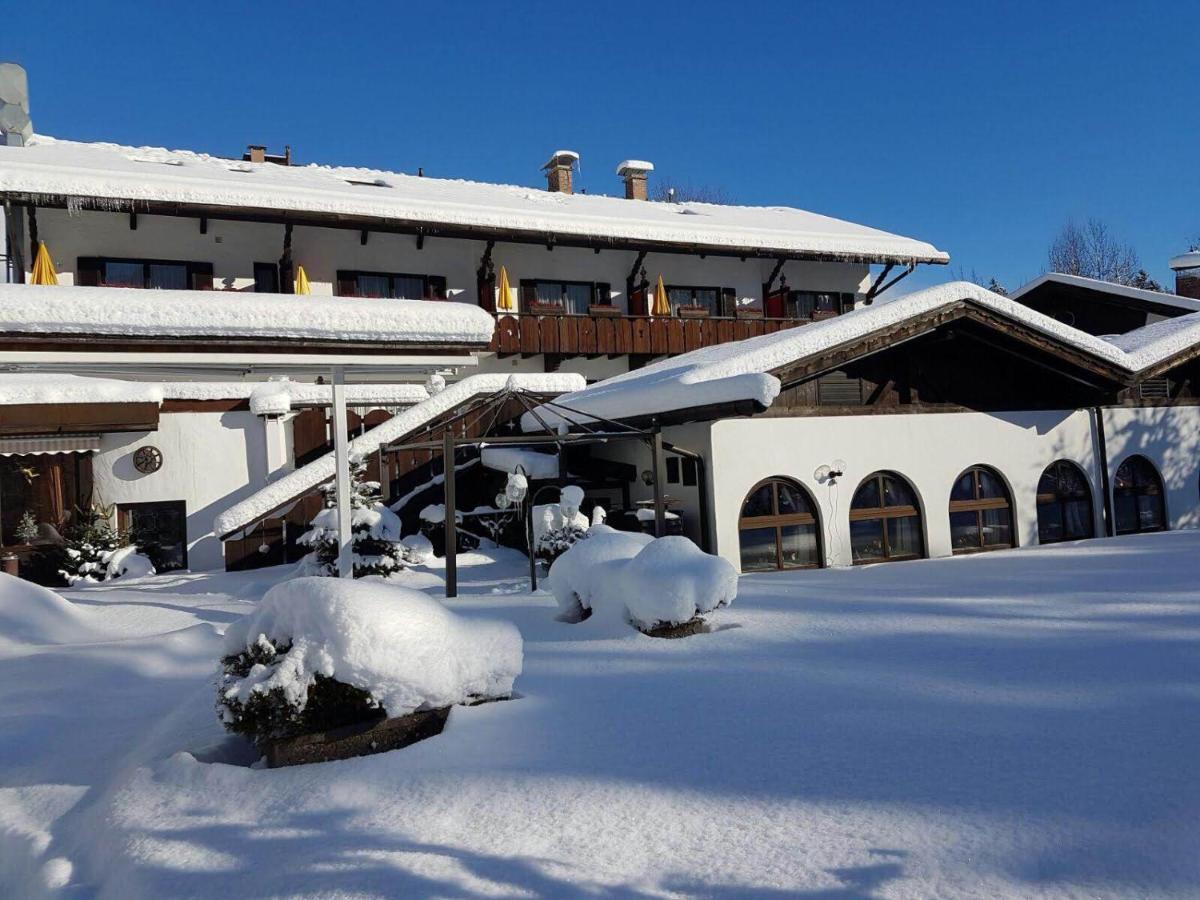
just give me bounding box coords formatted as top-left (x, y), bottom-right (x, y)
top-left (1037, 467), bottom-right (1059, 495)
top-left (851, 519), bottom-right (886, 562)
top-left (815, 292), bottom-right (838, 312)
top-left (887, 515), bottom-right (923, 558)
top-left (980, 507), bottom-right (1012, 546)
top-left (356, 275), bottom-right (391, 298)
top-left (950, 472), bottom-right (976, 502)
top-left (1137, 495), bottom-right (1163, 530)
top-left (883, 475), bottom-right (916, 508)
top-left (791, 292), bottom-right (816, 318)
top-left (392, 275), bottom-right (424, 301)
top-left (977, 469), bottom-right (1006, 499)
top-left (780, 524), bottom-right (819, 567)
top-left (147, 264), bottom-right (188, 290)
top-left (852, 478), bottom-right (881, 510)
top-left (739, 527), bottom-right (778, 571)
top-left (1114, 461), bottom-right (1135, 490)
top-left (104, 261), bottom-right (144, 288)
top-left (1114, 494), bottom-right (1138, 535)
top-left (950, 510), bottom-right (980, 549)
top-left (694, 289), bottom-right (718, 313)
top-left (1064, 500), bottom-right (1092, 539)
top-left (534, 281), bottom-right (561, 303)
top-left (741, 484), bottom-right (774, 519)
top-left (776, 482), bottom-right (809, 517)
top-left (1059, 464), bottom-right (1086, 495)
top-left (564, 283), bottom-right (591, 314)
top-left (1038, 501), bottom-right (1064, 542)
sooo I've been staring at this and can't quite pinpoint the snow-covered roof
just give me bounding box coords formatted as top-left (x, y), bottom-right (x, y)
top-left (214, 372), bottom-right (585, 538)
top-left (1011, 272), bottom-right (1200, 315)
top-left (0, 283), bottom-right (495, 345)
top-left (524, 281), bottom-right (1181, 428)
top-left (0, 136), bottom-right (948, 264)
top-left (0, 373), bottom-right (163, 406)
top-left (1168, 251), bottom-right (1200, 271)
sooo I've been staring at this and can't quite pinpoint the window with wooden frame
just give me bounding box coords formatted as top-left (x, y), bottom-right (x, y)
top-left (335, 270), bottom-right (447, 301)
top-left (1113, 455), bottom-right (1166, 535)
top-left (948, 465), bottom-right (1014, 554)
top-left (849, 471), bottom-right (924, 563)
top-left (1036, 460), bottom-right (1094, 544)
top-left (663, 285), bottom-right (736, 316)
top-left (518, 279), bottom-right (609, 315)
top-left (738, 477), bottom-right (822, 571)
top-left (788, 291), bottom-right (853, 320)
top-left (76, 256), bottom-right (214, 291)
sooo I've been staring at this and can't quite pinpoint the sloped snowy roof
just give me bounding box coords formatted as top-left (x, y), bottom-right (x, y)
top-left (0, 283), bottom-right (495, 345)
top-left (1011, 272), bottom-right (1200, 315)
top-left (0, 136), bottom-right (948, 265)
top-left (1104, 311), bottom-right (1200, 370)
top-left (214, 372), bottom-right (586, 537)
top-left (524, 281), bottom-right (1163, 428)
top-left (0, 373), bottom-right (163, 406)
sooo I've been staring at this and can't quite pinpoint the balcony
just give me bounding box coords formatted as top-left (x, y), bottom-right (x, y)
top-left (489, 312), bottom-right (807, 358)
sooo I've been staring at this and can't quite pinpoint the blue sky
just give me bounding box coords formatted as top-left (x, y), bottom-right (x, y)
top-left (4, 1), bottom-right (1195, 292)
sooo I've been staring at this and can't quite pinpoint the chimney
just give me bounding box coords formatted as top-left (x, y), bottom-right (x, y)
top-left (243, 144), bottom-right (292, 166)
top-left (1169, 252), bottom-right (1200, 300)
top-left (616, 160), bottom-right (654, 200)
top-left (0, 63), bottom-right (32, 147)
top-left (543, 150), bottom-right (579, 194)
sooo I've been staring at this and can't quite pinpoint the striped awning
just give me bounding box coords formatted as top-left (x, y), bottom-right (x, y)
top-left (0, 434), bottom-right (101, 456)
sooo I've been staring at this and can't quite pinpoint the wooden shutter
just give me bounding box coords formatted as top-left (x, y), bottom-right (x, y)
top-left (519, 280), bottom-right (537, 311)
top-left (335, 270), bottom-right (358, 297)
top-left (426, 275), bottom-right (448, 300)
top-left (76, 257), bottom-right (102, 287)
top-left (720, 287), bottom-right (737, 317)
top-left (628, 284), bottom-right (647, 316)
top-left (765, 289), bottom-right (787, 318)
top-left (189, 262), bottom-right (214, 291)
top-left (477, 274), bottom-right (496, 312)
top-left (593, 282), bottom-right (612, 306)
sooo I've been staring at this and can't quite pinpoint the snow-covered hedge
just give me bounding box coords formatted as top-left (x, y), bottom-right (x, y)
top-left (549, 530), bottom-right (736, 631)
top-left (218, 577), bottom-right (523, 745)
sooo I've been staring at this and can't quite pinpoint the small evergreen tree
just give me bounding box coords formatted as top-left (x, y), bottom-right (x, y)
top-left (14, 511), bottom-right (39, 545)
top-left (57, 504), bottom-right (127, 585)
top-left (1129, 269), bottom-right (1163, 292)
top-left (296, 455), bottom-right (406, 578)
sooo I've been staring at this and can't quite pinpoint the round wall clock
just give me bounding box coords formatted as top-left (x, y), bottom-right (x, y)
top-left (133, 445), bottom-right (163, 474)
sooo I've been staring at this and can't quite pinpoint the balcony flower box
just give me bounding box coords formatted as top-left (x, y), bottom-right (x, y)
top-left (588, 304), bottom-right (621, 317)
top-left (676, 306), bottom-right (711, 318)
top-left (528, 301), bottom-right (565, 316)
top-left (812, 309), bottom-right (839, 321)
top-left (735, 307), bottom-right (764, 319)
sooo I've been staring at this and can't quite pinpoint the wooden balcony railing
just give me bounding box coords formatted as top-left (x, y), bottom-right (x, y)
top-left (490, 312), bottom-right (807, 357)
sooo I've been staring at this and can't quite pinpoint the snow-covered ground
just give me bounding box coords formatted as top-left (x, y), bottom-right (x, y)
top-left (2, 534), bottom-right (1199, 897)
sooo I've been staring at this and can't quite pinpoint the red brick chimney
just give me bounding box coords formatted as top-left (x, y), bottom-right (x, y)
top-left (617, 160), bottom-right (654, 200)
top-left (543, 150), bottom-right (579, 194)
top-left (1170, 252), bottom-right (1200, 300)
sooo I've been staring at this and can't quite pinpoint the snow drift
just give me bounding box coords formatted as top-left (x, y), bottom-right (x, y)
top-left (222, 577), bottom-right (522, 717)
top-left (0, 573), bottom-right (99, 645)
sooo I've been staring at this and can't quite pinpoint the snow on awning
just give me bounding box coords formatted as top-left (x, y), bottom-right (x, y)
top-left (0, 434), bottom-right (100, 455)
top-left (0, 373), bottom-right (164, 405)
top-left (0, 136), bottom-right (949, 265)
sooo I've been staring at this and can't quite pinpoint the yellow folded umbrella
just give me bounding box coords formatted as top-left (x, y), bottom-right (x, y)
top-left (294, 265), bottom-right (311, 295)
top-left (30, 242), bottom-right (58, 286)
top-left (651, 274), bottom-right (671, 316)
top-left (496, 265), bottom-right (514, 312)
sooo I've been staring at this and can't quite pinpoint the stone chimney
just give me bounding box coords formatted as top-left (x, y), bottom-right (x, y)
top-left (617, 160), bottom-right (654, 200)
top-left (243, 144), bottom-right (292, 166)
top-left (1169, 252), bottom-right (1200, 300)
top-left (0, 63), bottom-right (32, 147)
top-left (543, 150), bottom-right (579, 194)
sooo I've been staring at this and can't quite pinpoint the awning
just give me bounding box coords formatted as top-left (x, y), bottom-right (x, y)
top-left (0, 434), bottom-right (100, 456)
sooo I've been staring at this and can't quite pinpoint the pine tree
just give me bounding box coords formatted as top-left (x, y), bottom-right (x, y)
top-left (297, 454), bottom-right (406, 578)
top-left (57, 504), bottom-right (127, 585)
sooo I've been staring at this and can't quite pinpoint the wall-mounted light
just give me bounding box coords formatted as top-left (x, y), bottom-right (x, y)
top-left (814, 458), bottom-right (846, 486)
top-left (641, 469), bottom-right (655, 486)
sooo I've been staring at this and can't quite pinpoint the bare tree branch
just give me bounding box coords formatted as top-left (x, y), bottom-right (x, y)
top-left (1048, 218), bottom-right (1142, 286)
top-left (651, 178), bottom-right (734, 205)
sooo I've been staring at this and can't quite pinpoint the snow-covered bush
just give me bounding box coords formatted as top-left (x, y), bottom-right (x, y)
top-left (535, 521), bottom-right (590, 565)
top-left (297, 454), bottom-right (405, 578)
top-left (533, 485), bottom-right (592, 565)
top-left (56, 505), bottom-right (128, 585)
top-left (106, 546), bottom-right (156, 580)
top-left (549, 530), bottom-right (736, 631)
top-left (400, 533), bottom-right (434, 564)
top-left (218, 577), bottom-right (523, 746)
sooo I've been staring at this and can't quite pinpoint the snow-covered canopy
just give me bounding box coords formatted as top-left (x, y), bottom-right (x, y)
top-left (0, 136), bottom-right (948, 265)
top-left (1168, 251), bottom-right (1200, 271)
top-left (1011, 272), bottom-right (1200, 315)
top-left (0, 283), bottom-right (495, 346)
top-left (0, 373), bottom-right (163, 406)
top-left (524, 281), bottom-right (1200, 428)
top-left (247, 379), bottom-right (429, 416)
top-left (214, 372), bottom-right (586, 538)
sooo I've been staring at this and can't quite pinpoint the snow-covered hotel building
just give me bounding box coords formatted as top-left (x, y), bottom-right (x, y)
top-left (3, 62), bottom-right (1200, 578)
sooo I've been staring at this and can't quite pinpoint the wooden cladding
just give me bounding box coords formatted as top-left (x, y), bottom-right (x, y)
top-left (490, 313), bottom-right (803, 357)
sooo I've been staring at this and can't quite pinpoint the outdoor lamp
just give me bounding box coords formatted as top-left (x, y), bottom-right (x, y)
top-left (506, 465), bottom-right (529, 503)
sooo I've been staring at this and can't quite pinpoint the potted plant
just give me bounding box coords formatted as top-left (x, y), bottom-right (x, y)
top-left (528, 301), bottom-right (565, 315)
top-left (676, 305), bottom-right (710, 318)
top-left (587, 304), bottom-right (621, 317)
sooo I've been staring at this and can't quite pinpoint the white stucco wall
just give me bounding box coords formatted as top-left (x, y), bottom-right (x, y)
top-left (697, 406), bottom-right (1200, 572)
top-left (92, 410), bottom-right (271, 571)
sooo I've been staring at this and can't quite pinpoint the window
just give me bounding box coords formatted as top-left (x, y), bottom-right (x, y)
top-left (789, 291), bottom-right (852, 320)
top-left (948, 466), bottom-right (1014, 553)
top-left (666, 285), bottom-right (720, 315)
top-left (519, 279), bottom-right (608, 314)
top-left (77, 256), bottom-right (213, 290)
top-left (738, 477), bottom-right (822, 571)
top-left (336, 270), bottom-right (446, 300)
top-left (118, 500), bottom-right (188, 571)
top-left (681, 457), bottom-right (698, 487)
top-left (253, 262), bottom-right (279, 293)
top-left (1113, 455), bottom-right (1166, 535)
top-left (849, 471), bottom-right (924, 563)
top-left (666, 458), bottom-right (681, 484)
top-left (1036, 461), bottom-right (1094, 544)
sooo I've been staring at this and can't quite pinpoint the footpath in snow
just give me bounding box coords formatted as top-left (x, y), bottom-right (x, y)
top-left (1, 535), bottom-right (1199, 897)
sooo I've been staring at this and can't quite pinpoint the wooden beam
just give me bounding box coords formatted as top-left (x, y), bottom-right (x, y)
top-left (443, 430), bottom-right (457, 598)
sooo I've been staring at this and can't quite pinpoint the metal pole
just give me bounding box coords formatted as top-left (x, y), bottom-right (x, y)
top-left (1093, 406), bottom-right (1115, 538)
top-left (527, 501), bottom-right (537, 591)
top-left (331, 366), bottom-right (354, 579)
top-left (443, 430), bottom-right (457, 598)
top-left (651, 427), bottom-right (666, 538)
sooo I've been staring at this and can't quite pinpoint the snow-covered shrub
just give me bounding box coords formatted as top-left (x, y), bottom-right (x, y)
top-left (400, 533), bottom-right (434, 564)
top-left (106, 546), bottom-right (156, 580)
top-left (549, 530), bottom-right (736, 631)
top-left (56, 506), bottom-right (128, 585)
top-left (535, 521), bottom-right (590, 565)
top-left (533, 485), bottom-right (592, 565)
top-left (217, 577), bottom-right (523, 746)
top-left (297, 454), bottom-right (405, 578)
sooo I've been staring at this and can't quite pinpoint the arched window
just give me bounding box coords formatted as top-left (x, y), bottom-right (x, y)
top-left (738, 478), bottom-right (822, 571)
top-left (1036, 461), bottom-right (1095, 544)
top-left (1113, 455), bottom-right (1166, 535)
top-left (949, 466), bottom-right (1014, 553)
top-left (849, 471), bottom-right (924, 563)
